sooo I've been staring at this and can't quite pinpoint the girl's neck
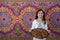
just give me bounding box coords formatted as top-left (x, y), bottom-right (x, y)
top-left (37, 18), bottom-right (43, 22)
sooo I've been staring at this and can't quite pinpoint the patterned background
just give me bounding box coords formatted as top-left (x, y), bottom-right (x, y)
top-left (0, 2), bottom-right (60, 38)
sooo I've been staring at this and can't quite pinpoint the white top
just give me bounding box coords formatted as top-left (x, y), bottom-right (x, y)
top-left (31, 20), bottom-right (48, 40)
top-left (31, 19), bottom-right (48, 30)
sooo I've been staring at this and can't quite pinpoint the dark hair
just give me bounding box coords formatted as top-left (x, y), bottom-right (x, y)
top-left (35, 9), bottom-right (46, 24)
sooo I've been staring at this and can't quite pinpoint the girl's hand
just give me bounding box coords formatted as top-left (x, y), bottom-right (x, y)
top-left (29, 29), bottom-right (32, 32)
top-left (47, 30), bottom-right (51, 33)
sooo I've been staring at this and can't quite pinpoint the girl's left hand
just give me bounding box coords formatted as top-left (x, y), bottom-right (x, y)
top-left (47, 30), bottom-right (51, 33)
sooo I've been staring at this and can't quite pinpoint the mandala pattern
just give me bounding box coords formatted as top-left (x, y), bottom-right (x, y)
top-left (50, 12), bottom-right (60, 28)
top-left (0, 4), bottom-right (16, 33)
top-left (23, 12), bottom-right (35, 28)
top-left (19, 5), bottom-right (38, 31)
top-left (0, 12), bottom-right (12, 27)
top-left (46, 4), bottom-right (60, 34)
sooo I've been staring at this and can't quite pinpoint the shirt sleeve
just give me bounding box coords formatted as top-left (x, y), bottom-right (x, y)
top-left (44, 22), bottom-right (48, 30)
top-left (31, 20), bottom-right (35, 29)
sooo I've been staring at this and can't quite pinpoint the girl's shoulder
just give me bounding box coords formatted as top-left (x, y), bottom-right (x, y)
top-left (32, 19), bottom-right (38, 24)
top-left (33, 19), bottom-right (37, 22)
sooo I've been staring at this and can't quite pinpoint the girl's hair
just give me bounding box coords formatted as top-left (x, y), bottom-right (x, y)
top-left (35, 9), bottom-right (46, 24)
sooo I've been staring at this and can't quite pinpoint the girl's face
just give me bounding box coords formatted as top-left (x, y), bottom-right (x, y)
top-left (37, 11), bottom-right (44, 18)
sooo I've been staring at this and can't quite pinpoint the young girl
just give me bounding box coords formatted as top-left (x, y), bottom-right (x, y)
top-left (29, 9), bottom-right (50, 40)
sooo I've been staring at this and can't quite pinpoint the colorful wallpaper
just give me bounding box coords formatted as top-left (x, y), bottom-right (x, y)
top-left (0, 2), bottom-right (60, 38)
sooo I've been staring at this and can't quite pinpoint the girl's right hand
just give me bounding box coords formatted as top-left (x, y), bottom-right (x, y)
top-left (29, 29), bottom-right (32, 32)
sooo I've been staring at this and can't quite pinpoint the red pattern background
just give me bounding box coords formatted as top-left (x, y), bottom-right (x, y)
top-left (0, 2), bottom-right (60, 37)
